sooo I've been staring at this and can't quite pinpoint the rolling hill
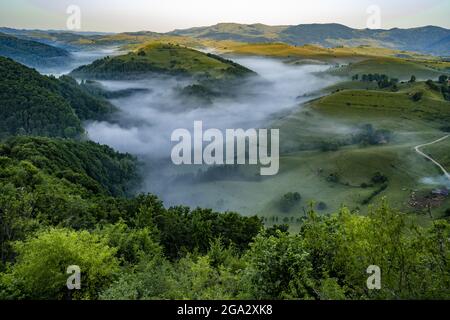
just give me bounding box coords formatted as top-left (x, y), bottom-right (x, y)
top-left (329, 57), bottom-right (450, 80)
top-left (178, 79), bottom-right (450, 219)
top-left (0, 27), bottom-right (113, 49)
top-left (69, 42), bottom-right (255, 80)
top-left (267, 80), bottom-right (450, 216)
top-left (220, 42), bottom-right (450, 80)
top-left (0, 32), bottom-right (72, 68)
top-left (170, 23), bottom-right (450, 56)
top-left (3, 23), bottom-right (449, 57)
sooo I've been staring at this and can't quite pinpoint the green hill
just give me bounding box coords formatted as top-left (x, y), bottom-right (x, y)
top-left (0, 32), bottom-right (72, 68)
top-left (0, 57), bottom-right (116, 139)
top-left (0, 136), bottom-right (138, 197)
top-left (276, 81), bottom-right (450, 155)
top-left (330, 57), bottom-right (449, 80)
top-left (170, 23), bottom-right (285, 42)
top-left (186, 81), bottom-right (450, 219)
top-left (170, 23), bottom-right (450, 56)
top-left (69, 42), bottom-right (255, 80)
top-left (266, 81), bottom-right (450, 216)
top-left (2, 24), bottom-right (449, 56)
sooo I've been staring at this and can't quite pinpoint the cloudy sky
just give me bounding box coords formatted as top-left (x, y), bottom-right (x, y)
top-left (1, 0), bottom-right (449, 32)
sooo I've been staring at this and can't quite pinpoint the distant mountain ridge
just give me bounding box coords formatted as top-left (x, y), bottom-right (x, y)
top-left (1, 23), bottom-right (449, 56)
top-left (169, 23), bottom-right (450, 56)
top-left (0, 32), bottom-right (72, 68)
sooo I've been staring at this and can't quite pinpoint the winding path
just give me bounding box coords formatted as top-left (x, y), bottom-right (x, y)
top-left (414, 135), bottom-right (450, 180)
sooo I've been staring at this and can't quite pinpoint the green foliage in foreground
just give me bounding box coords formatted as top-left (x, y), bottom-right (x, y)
top-left (0, 133), bottom-right (447, 300)
top-left (0, 136), bottom-right (263, 300)
top-left (2, 199), bottom-right (447, 300)
top-left (100, 203), bottom-right (450, 300)
top-left (0, 57), bottom-right (116, 139)
top-left (0, 229), bottom-right (119, 300)
top-left (0, 135), bottom-right (448, 300)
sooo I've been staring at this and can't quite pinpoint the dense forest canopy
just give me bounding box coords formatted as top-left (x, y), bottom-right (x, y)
top-left (0, 57), bottom-right (116, 139)
top-left (0, 32), bottom-right (72, 69)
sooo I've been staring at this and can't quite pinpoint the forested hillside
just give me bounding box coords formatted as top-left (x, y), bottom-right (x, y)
top-left (0, 32), bottom-right (72, 68)
top-left (0, 57), bottom-right (116, 138)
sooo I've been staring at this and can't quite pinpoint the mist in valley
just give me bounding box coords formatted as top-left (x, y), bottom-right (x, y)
top-left (39, 46), bottom-right (123, 76)
top-left (83, 57), bottom-right (343, 212)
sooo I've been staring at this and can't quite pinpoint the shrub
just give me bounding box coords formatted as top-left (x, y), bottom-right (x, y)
top-left (279, 192), bottom-right (302, 212)
top-left (0, 228), bottom-right (119, 300)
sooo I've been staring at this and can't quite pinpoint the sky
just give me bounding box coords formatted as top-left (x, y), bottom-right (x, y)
top-left (1, 0), bottom-right (449, 33)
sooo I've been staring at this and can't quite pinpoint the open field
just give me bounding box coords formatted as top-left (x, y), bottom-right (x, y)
top-left (168, 81), bottom-right (450, 225)
top-left (329, 57), bottom-right (450, 80)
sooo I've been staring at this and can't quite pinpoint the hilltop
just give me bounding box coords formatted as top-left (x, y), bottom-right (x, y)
top-left (69, 42), bottom-right (255, 80)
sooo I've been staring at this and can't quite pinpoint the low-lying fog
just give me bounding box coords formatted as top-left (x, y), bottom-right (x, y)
top-left (41, 46), bottom-right (123, 76)
top-left (84, 56), bottom-right (341, 210)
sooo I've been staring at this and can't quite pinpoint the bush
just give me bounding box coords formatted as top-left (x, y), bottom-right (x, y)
top-left (412, 91), bottom-right (423, 101)
top-left (444, 208), bottom-right (450, 217)
top-left (438, 75), bottom-right (448, 84)
top-left (316, 202), bottom-right (327, 211)
top-left (320, 141), bottom-right (339, 152)
top-left (0, 228), bottom-right (119, 300)
top-left (426, 79), bottom-right (440, 91)
top-left (326, 173), bottom-right (340, 183)
top-left (240, 231), bottom-right (313, 299)
top-left (371, 172), bottom-right (388, 184)
top-left (279, 192), bottom-right (302, 212)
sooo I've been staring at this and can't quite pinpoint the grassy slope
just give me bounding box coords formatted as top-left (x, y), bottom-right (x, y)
top-left (308, 83), bottom-right (450, 125)
top-left (421, 138), bottom-right (450, 172)
top-left (222, 43), bottom-right (429, 59)
top-left (330, 57), bottom-right (449, 80)
top-left (175, 82), bottom-right (450, 224)
top-left (217, 42), bottom-right (450, 80)
top-left (70, 42), bottom-right (254, 80)
top-left (273, 82), bottom-right (450, 218)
